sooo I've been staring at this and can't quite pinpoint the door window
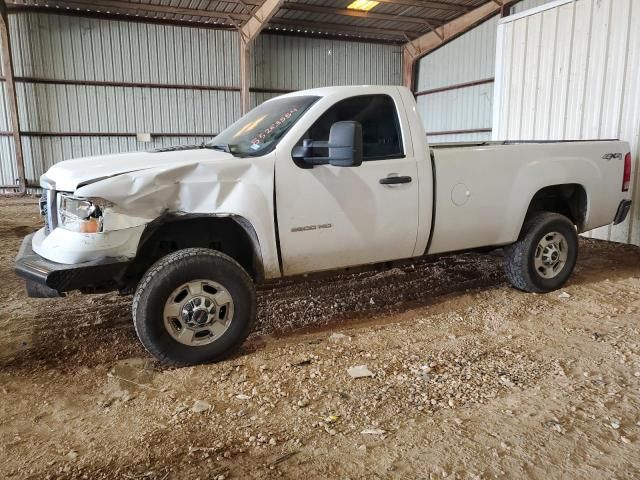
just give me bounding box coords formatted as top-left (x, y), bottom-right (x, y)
top-left (298, 94), bottom-right (404, 161)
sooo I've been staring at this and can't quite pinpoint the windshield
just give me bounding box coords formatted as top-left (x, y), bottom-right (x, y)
top-left (206, 95), bottom-right (320, 157)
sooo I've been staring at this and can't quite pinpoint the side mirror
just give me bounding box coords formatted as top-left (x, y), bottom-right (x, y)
top-left (327, 121), bottom-right (363, 167)
top-left (292, 121), bottom-right (363, 168)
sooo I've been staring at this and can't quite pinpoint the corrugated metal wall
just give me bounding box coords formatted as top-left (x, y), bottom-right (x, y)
top-left (493, 0), bottom-right (640, 245)
top-left (414, 0), bottom-right (554, 144)
top-left (0, 38), bottom-right (18, 187)
top-left (0, 13), bottom-right (240, 187)
top-left (0, 13), bottom-right (402, 189)
top-left (251, 34), bottom-right (401, 107)
top-left (415, 16), bottom-right (498, 144)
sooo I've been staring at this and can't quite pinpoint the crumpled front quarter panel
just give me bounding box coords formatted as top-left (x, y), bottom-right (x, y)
top-left (75, 156), bottom-right (280, 278)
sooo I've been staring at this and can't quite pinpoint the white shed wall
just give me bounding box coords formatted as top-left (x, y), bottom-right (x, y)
top-left (493, 0), bottom-right (640, 245)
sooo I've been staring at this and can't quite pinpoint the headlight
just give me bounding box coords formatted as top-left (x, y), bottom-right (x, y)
top-left (58, 194), bottom-right (111, 233)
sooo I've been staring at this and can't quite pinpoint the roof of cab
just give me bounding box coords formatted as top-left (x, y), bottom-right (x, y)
top-left (272, 85), bottom-right (409, 100)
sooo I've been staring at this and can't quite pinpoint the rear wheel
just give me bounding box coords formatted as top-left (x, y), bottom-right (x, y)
top-left (503, 212), bottom-right (578, 293)
top-left (132, 248), bottom-right (256, 366)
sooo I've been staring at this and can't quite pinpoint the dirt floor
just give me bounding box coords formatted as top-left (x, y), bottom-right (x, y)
top-left (0, 195), bottom-right (639, 480)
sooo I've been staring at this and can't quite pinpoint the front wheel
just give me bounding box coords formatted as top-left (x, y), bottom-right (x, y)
top-left (132, 248), bottom-right (256, 366)
top-left (503, 212), bottom-right (578, 293)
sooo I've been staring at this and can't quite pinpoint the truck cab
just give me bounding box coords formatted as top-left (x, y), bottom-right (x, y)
top-left (275, 86), bottom-right (431, 275)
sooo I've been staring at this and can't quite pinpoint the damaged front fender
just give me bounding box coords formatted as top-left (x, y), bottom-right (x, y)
top-left (74, 155), bottom-right (280, 278)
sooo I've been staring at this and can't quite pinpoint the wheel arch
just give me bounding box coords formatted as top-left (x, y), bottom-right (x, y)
top-left (520, 183), bottom-right (588, 236)
top-left (125, 214), bottom-right (264, 287)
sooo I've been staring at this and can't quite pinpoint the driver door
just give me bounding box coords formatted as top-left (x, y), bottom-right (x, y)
top-left (275, 92), bottom-right (420, 276)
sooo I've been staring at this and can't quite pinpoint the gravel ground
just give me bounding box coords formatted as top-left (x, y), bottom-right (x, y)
top-left (0, 195), bottom-right (639, 479)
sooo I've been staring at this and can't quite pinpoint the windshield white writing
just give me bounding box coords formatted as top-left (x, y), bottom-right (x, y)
top-left (251, 108), bottom-right (299, 146)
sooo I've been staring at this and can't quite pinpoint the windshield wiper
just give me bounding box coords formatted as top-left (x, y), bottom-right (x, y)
top-left (152, 144), bottom-right (202, 153)
top-left (202, 143), bottom-right (232, 153)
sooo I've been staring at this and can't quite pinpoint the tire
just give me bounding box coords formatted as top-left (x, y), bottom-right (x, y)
top-left (132, 248), bottom-right (256, 366)
top-left (503, 212), bottom-right (578, 293)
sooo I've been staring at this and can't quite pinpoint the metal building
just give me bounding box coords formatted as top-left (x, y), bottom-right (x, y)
top-left (2, 0), bottom-right (637, 245)
top-left (0, 0), bottom-right (472, 192)
top-left (0, 0), bottom-right (524, 193)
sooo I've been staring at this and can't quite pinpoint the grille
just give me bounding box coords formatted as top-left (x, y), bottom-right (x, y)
top-left (39, 196), bottom-right (49, 234)
top-left (40, 189), bottom-right (58, 235)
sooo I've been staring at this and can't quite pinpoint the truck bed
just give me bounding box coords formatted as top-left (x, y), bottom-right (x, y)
top-left (427, 139), bottom-right (628, 255)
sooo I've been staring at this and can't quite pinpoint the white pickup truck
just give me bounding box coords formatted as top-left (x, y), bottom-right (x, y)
top-left (15, 86), bottom-right (633, 365)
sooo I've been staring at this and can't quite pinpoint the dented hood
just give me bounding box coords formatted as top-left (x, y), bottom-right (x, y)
top-left (46, 146), bottom-right (279, 277)
top-left (43, 147), bottom-right (234, 192)
top-left (68, 148), bottom-right (276, 227)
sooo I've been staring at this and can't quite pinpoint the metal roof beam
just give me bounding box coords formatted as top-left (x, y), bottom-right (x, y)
top-left (281, 3), bottom-right (444, 27)
top-left (402, 0), bottom-right (507, 89)
top-left (7, 0), bottom-right (249, 22)
top-left (369, 0), bottom-right (472, 13)
top-left (270, 18), bottom-right (421, 39)
top-left (240, 0), bottom-right (285, 42)
top-left (238, 0), bottom-right (285, 115)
